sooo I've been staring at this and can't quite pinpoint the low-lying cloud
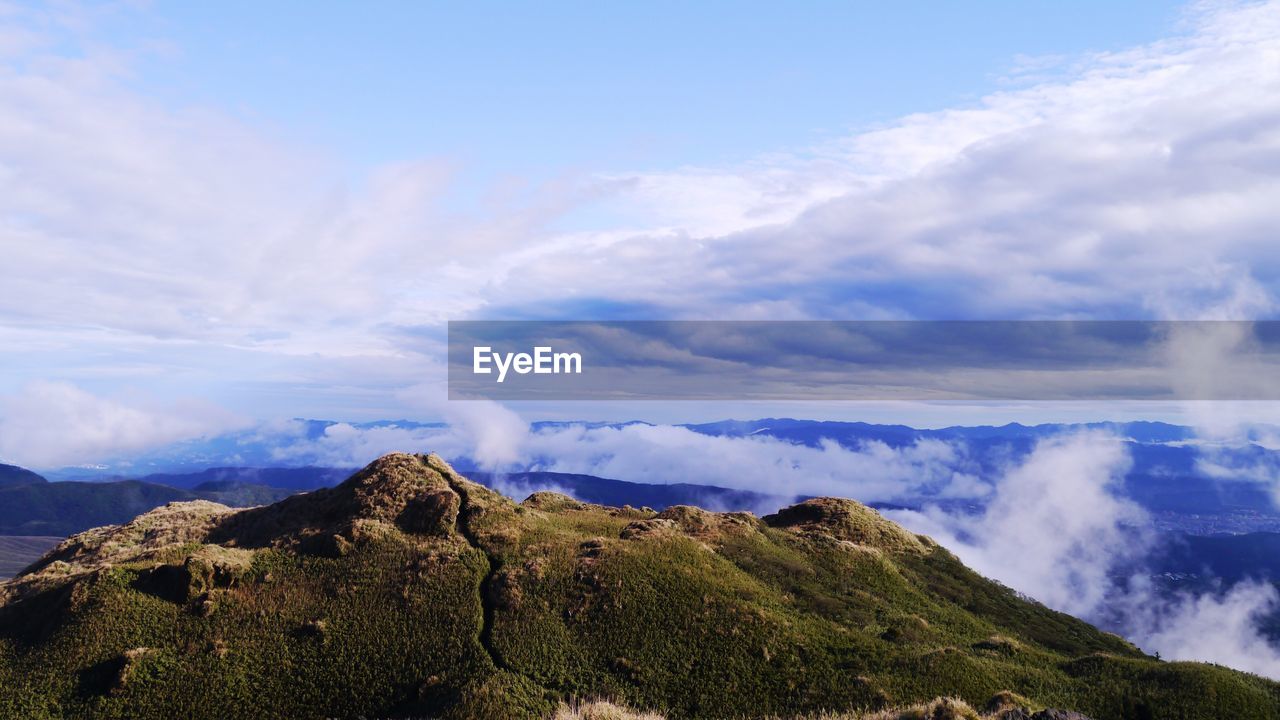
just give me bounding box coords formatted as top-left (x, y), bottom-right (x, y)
top-left (1122, 579), bottom-right (1280, 678)
top-left (0, 381), bottom-right (244, 468)
top-left (886, 432), bottom-right (1148, 617)
top-left (887, 431), bottom-right (1280, 680)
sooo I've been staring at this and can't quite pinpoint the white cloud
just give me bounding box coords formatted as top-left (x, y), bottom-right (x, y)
top-left (887, 432), bottom-right (1147, 617)
top-left (0, 381), bottom-right (244, 468)
top-left (265, 422), bottom-right (441, 467)
top-left (486, 0), bottom-right (1280, 320)
top-left (1124, 579), bottom-right (1280, 677)
top-left (436, 399), bottom-right (529, 470)
top-left (250, 415), bottom-right (980, 503)
top-left (515, 425), bottom-right (979, 501)
top-left (887, 430), bottom-right (1280, 680)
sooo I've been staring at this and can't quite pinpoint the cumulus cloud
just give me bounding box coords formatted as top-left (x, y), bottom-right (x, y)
top-left (0, 381), bottom-right (243, 468)
top-left (265, 421), bottom-right (442, 467)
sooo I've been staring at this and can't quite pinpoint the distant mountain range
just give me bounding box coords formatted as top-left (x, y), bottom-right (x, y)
top-left (42, 419), bottom-right (446, 479)
top-left (30, 419), bottom-right (1280, 522)
top-left (0, 536), bottom-right (60, 579)
top-left (123, 466), bottom-right (357, 492)
top-left (0, 477), bottom-right (295, 536)
top-left (682, 418), bottom-right (1198, 443)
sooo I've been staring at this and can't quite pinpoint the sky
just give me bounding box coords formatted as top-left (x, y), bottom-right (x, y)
top-left (3, 0), bottom-right (1280, 454)
top-left (108, 2), bottom-right (1187, 176)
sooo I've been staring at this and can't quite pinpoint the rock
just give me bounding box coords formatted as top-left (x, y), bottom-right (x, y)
top-left (398, 488), bottom-right (461, 536)
top-left (619, 518), bottom-right (678, 539)
top-left (521, 492), bottom-right (584, 512)
top-left (110, 647), bottom-right (157, 695)
top-left (764, 497), bottom-right (927, 553)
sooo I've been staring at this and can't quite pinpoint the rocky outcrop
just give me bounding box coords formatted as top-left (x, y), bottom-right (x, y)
top-left (764, 496), bottom-right (930, 553)
top-left (0, 499), bottom-right (234, 605)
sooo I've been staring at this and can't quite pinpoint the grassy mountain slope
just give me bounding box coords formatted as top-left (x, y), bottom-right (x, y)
top-left (1, 453), bottom-right (1276, 719)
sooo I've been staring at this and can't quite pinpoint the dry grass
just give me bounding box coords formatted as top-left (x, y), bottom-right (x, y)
top-left (553, 699), bottom-right (667, 720)
top-left (857, 697), bottom-right (982, 720)
top-left (550, 696), bottom-right (1013, 720)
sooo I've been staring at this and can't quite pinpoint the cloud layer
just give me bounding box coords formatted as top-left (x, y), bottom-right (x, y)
top-left (0, 381), bottom-right (243, 467)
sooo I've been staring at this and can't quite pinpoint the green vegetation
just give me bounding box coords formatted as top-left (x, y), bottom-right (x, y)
top-left (1, 453), bottom-right (1278, 719)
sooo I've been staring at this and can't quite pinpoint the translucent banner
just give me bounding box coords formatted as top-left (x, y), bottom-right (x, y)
top-left (447, 320), bottom-right (1280, 401)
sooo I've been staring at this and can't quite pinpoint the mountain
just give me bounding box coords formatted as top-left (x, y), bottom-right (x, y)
top-left (126, 466), bottom-right (357, 491)
top-left (1145, 532), bottom-right (1280, 585)
top-left (0, 536), bottom-right (61, 580)
top-left (0, 463), bottom-right (46, 488)
top-left (681, 419), bottom-right (1196, 445)
top-left (0, 480), bottom-right (295, 536)
top-left (1, 454), bottom-right (1275, 719)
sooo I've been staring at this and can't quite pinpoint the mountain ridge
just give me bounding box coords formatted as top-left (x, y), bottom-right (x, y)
top-left (0, 463), bottom-right (46, 488)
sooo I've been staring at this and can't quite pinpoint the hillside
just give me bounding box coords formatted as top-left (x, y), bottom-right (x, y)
top-left (0, 536), bottom-right (62, 580)
top-left (128, 466), bottom-right (357, 492)
top-left (0, 463), bottom-right (46, 488)
top-left (0, 480), bottom-right (295, 536)
top-left (1, 454), bottom-right (1277, 719)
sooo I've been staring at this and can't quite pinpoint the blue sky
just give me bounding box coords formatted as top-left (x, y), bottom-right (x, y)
top-left (2, 0), bottom-right (1280, 465)
top-left (115, 2), bottom-right (1184, 183)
